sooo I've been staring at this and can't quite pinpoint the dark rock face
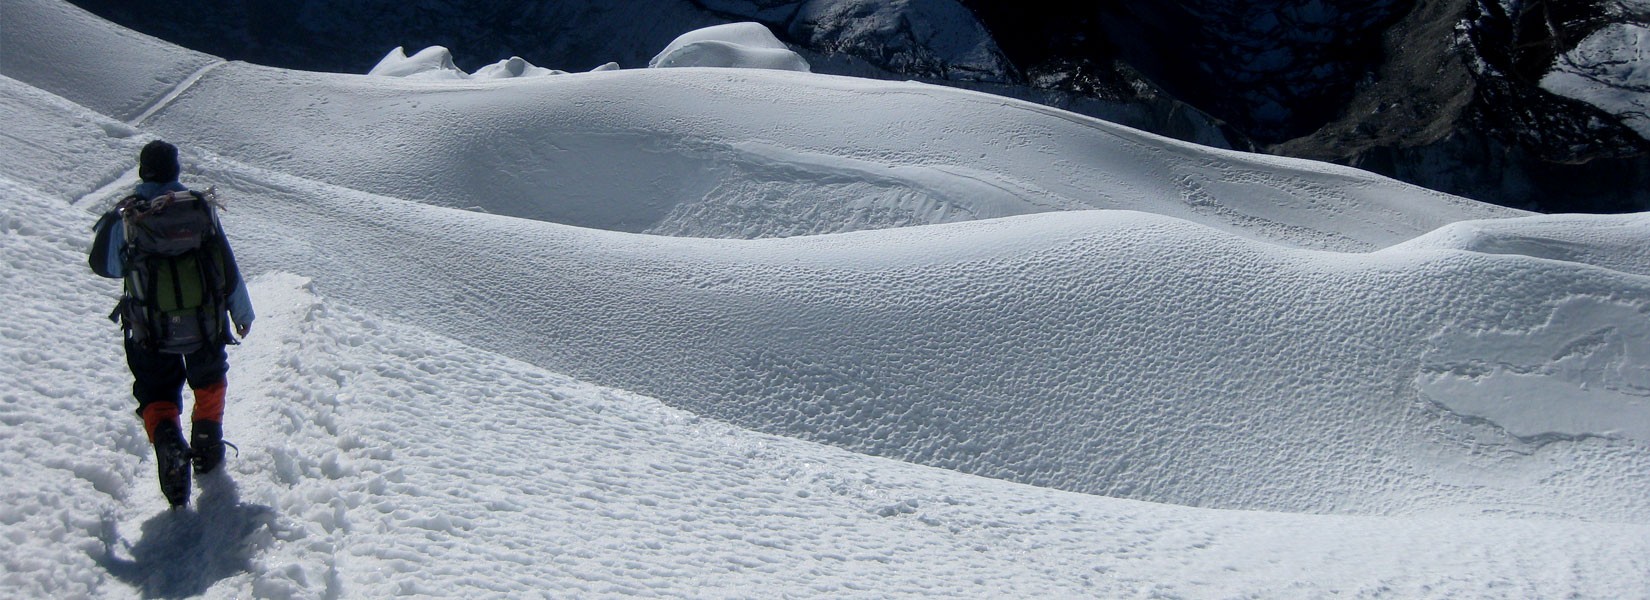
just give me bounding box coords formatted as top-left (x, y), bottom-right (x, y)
top-left (966, 0), bottom-right (1647, 212)
top-left (68, 0), bottom-right (1647, 213)
top-left (1271, 0), bottom-right (1650, 212)
top-left (1095, 1), bottom-right (1411, 144)
top-left (1471, 0), bottom-right (1613, 86)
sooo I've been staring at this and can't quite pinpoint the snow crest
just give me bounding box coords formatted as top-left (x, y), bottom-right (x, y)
top-left (649, 22), bottom-right (812, 71)
top-left (368, 46), bottom-right (569, 80)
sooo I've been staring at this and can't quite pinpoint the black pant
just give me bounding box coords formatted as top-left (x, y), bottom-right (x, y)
top-left (124, 337), bottom-right (228, 413)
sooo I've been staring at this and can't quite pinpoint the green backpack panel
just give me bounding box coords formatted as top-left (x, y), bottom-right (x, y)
top-left (115, 190), bottom-right (233, 354)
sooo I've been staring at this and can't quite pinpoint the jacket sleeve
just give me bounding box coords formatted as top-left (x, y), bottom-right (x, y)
top-left (227, 278), bottom-right (255, 328)
top-left (108, 224), bottom-right (126, 276)
top-left (216, 228), bottom-right (256, 327)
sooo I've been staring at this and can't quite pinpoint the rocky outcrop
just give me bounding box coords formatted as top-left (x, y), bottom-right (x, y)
top-left (963, 0), bottom-right (1648, 212)
top-left (1270, 0), bottom-right (1650, 212)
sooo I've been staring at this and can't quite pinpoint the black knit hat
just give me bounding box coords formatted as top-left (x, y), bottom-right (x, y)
top-left (138, 140), bottom-right (180, 183)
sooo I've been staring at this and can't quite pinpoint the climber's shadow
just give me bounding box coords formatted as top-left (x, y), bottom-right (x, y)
top-left (93, 471), bottom-right (276, 598)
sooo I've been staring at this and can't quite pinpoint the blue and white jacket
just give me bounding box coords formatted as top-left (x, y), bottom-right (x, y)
top-left (99, 181), bottom-right (256, 330)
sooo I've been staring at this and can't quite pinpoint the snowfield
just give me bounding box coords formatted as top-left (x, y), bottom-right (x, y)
top-left (3, 0), bottom-right (1650, 597)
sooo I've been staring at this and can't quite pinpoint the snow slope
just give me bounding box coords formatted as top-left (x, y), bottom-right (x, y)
top-left (3, 0), bottom-right (1650, 597)
top-left (18, 0), bottom-right (1509, 252)
top-left (138, 61), bottom-right (1515, 251)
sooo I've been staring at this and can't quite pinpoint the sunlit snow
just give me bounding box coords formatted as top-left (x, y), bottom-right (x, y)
top-left (649, 22), bottom-right (812, 72)
top-left (3, 1), bottom-right (1650, 597)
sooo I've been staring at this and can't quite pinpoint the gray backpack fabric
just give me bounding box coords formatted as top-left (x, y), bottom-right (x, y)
top-left (101, 190), bottom-right (235, 354)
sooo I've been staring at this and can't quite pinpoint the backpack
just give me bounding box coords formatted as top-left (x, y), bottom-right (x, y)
top-left (97, 189), bottom-right (236, 354)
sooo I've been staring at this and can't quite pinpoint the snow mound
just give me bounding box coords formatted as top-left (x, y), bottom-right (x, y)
top-left (120, 62), bottom-right (1513, 250)
top-left (5, 1), bottom-right (1515, 251)
top-left (368, 46), bottom-right (569, 80)
top-left (5, 221), bottom-right (1638, 596)
top-left (472, 56), bottom-right (565, 79)
top-left (367, 46), bottom-right (468, 80)
top-left (649, 22), bottom-right (812, 72)
top-left (193, 143), bottom-right (1650, 520)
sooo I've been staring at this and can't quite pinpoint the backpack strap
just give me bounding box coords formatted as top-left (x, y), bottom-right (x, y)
top-left (195, 236), bottom-right (236, 346)
top-left (108, 296), bottom-right (129, 324)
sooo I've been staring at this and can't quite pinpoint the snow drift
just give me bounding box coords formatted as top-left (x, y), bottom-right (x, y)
top-left (368, 46), bottom-right (581, 80)
top-left (649, 22), bottom-right (812, 72)
top-left (3, 0), bottom-right (1650, 596)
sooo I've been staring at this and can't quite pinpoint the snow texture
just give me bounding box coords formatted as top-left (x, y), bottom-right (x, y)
top-left (3, 0), bottom-right (1650, 597)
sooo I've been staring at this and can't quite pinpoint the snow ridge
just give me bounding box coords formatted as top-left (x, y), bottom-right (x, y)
top-left (4, 1), bottom-right (1650, 597)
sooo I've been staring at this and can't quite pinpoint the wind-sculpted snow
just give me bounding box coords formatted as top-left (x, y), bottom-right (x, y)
top-left (1398, 212), bottom-right (1650, 277)
top-left (7, 0), bottom-right (1648, 519)
top-left (0, 75), bottom-right (146, 201)
top-left (6, 2), bottom-right (1650, 595)
top-left (145, 63), bottom-right (1519, 251)
top-left (1421, 296), bottom-right (1650, 442)
top-left (648, 22), bottom-right (812, 72)
top-left (197, 159), bottom-right (1650, 520)
top-left (6, 22), bottom-right (1516, 251)
top-left (0, 0), bottom-right (218, 122)
top-left (12, 178), bottom-right (1645, 595)
top-left (368, 46), bottom-right (595, 80)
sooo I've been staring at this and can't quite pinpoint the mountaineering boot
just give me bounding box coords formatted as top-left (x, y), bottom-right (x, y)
top-left (191, 420), bottom-right (224, 475)
top-left (152, 420), bottom-right (192, 507)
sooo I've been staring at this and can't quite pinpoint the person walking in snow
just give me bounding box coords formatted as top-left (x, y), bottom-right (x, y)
top-left (89, 140), bottom-right (255, 507)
